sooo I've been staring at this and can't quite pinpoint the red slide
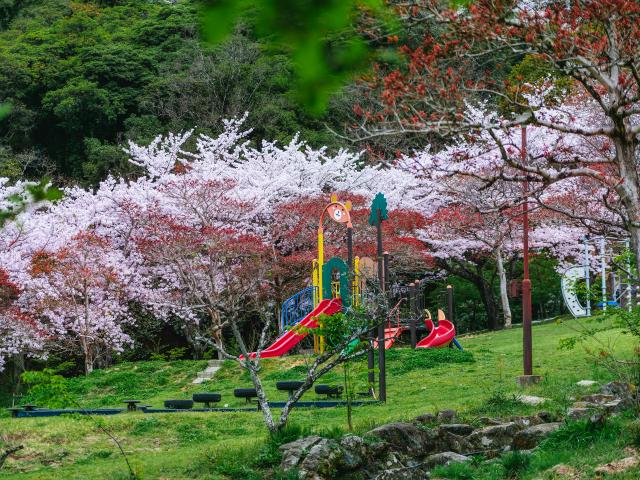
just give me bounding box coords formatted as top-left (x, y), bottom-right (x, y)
top-left (244, 298), bottom-right (342, 359)
top-left (416, 318), bottom-right (456, 348)
top-left (374, 327), bottom-right (406, 349)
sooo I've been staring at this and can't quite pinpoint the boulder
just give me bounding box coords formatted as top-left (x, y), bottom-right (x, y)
top-left (425, 451), bottom-right (471, 468)
top-left (509, 415), bottom-right (545, 429)
top-left (415, 413), bottom-right (437, 424)
top-left (518, 395), bottom-right (547, 406)
top-left (339, 435), bottom-right (367, 469)
top-left (370, 453), bottom-right (430, 480)
top-left (436, 409), bottom-right (458, 424)
top-left (279, 435), bottom-right (322, 470)
top-left (478, 417), bottom-right (503, 426)
top-left (594, 456), bottom-right (640, 475)
top-left (512, 423), bottom-right (562, 450)
top-left (468, 422), bottom-right (520, 451)
top-left (580, 393), bottom-right (615, 404)
top-left (365, 422), bottom-right (437, 457)
top-left (298, 438), bottom-right (344, 480)
top-left (576, 380), bottom-right (598, 387)
top-left (566, 407), bottom-right (591, 420)
top-left (434, 430), bottom-right (474, 454)
top-left (600, 381), bottom-right (637, 409)
top-left (438, 424), bottom-right (474, 436)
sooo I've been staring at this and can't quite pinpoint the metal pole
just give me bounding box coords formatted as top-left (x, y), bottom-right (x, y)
top-left (521, 126), bottom-right (533, 377)
top-left (600, 237), bottom-right (607, 312)
top-left (409, 282), bottom-right (417, 348)
top-left (446, 284), bottom-right (454, 322)
top-left (376, 209), bottom-right (387, 402)
top-left (584, 236), bottom-right (591, 316)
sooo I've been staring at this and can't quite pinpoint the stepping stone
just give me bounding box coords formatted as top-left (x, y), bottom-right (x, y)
top-left (518, 395), bottom-right (547, 406)
top-left (576, 380), bottom-right (597, 387)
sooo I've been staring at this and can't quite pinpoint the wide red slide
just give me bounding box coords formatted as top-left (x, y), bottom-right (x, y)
top-left (244, 298), bottom-right (342, 359)
top-left (373, 327), bottom-right (406, 349)
top-left (416, 318), bottom-right (456, 348)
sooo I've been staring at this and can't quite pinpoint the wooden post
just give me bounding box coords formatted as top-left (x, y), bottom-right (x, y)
top-left (447, 284), bottom-right (454, 322)
top-left (376, 209), bottom-right (387, 402)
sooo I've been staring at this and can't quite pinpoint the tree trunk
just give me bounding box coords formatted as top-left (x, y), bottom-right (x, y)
top-left (478, 279), bottom-right (499, 330)
top-left (496, 247), bottom-right (512, 328)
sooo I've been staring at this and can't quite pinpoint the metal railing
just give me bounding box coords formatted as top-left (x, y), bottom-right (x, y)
top-left (280, 286), bottom-right (317, 331)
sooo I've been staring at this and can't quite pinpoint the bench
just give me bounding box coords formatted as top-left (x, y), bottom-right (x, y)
top-left (314, 385), bottom-right (343, 399)
top-left (234, 388), bottom-right (258, 404)
top-left (122, 399), bottom-right (141, 411)
top-left (163, 399), bottom-right (194, 410)
top-left (276, 381), bottom-right (305, 399)
top-left (192, 392), bottom-right (222, 408)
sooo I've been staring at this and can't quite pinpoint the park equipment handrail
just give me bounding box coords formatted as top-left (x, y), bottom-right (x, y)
top-left (280, 286), bottom-right (317, 331)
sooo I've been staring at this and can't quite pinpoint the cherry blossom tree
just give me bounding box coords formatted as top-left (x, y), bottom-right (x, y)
top-left (25, 232), bottom-right (147, 374)
top-left (363, 0), bottom-right (640, 272)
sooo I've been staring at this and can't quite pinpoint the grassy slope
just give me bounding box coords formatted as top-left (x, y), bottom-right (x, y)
top-left (0, 317), bottom-right (638, 480)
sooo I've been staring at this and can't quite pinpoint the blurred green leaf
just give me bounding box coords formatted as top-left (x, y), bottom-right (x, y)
top-left (200, 0), bottom-right (393, 115)
top-left (0, 102), bottom-right (11, 120)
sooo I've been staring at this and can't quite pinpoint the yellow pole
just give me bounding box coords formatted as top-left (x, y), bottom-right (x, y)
top-left (354, 256), bottom-right (360, 307)
top-left (317, 227), bottom-right (324, 301)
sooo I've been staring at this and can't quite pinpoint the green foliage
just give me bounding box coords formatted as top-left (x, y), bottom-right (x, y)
top-left (431, 461), bottom-right (476, 480)
top-left (385, 347), bottom-right (474, 374)
top-left (0, 101), bottom-right (10, 119)
top-left (21, 368), bottom-right (71, 408)
top-left (540, 418), bottom-right (621, 450)
top-left (500, 451), bottom-right (531, 479)
top-left (470, 389), bottom-right (531, 417)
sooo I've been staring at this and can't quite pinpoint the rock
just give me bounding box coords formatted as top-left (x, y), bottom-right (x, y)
top-left (415, 413), bottom-right (437, 424)
top-left (509, 415), bottom-right (545, 429)
top-left (436, 409), bottom-right (457, 424)
top-left (468, 422), bottom-right (520, 451)
top-left (298, 438), bottom-right (344, 480)
top-left (434, 430), bottom-right (474, 454)
top-left (425, 451), bottom-right (471, 468)
top-left (366, 422), bottom-right (437, 457)
top-left (518, 395), bottom-right (547, 406)
top-left (600, 381), bottom-right (637, 407)
top-left (339, 435), bottom-right (367, 469)
top-left (512, 423), bottom-right (562, 450)
top-left (478, 417), bottom-right (503, 426)
top-left (566, 407), bottom-right (591, 420)
top-left (588, 412), bottom-right (606, 427)
top-left (594, 456), bottom-right (640, 474)
top-left (548, 464), bottom-right (580, 479)
top-left (603, 399), bottom-right (624, 413)
top-left (576, 380), bottom-right (598, 387)
top-left (536, 411), bottom-right (555, 423)
top-left (580, 393), bottom-right (615, 404)
top-left (438, 424), bottom-right (474, 436)
top-left (279, 435), bottom-right (322, 470)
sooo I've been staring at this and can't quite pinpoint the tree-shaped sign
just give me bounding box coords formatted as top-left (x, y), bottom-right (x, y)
top-left (368, 192), bottom-right (388, 226)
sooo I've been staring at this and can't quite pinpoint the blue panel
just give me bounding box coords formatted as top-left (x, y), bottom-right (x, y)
top-left (280, 286), bottom-right (317, 331)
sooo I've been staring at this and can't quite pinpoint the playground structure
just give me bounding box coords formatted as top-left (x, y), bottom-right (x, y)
top-left (561, 236), bottom-right (634, 317)
top-left (250, 193), bottom-right (462, 360)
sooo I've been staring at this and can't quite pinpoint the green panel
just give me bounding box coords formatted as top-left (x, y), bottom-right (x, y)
top-left (321, 257), bottom-right (351, 308)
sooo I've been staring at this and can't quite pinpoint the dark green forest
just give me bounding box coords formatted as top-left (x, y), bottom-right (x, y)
top-left (0, 0), bottom-right (356, 185)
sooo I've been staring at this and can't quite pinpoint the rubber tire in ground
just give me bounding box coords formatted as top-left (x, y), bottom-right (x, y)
top-left (234, 388), bottom-right (257, 398)
top-left (164, 399), bottom-right (194, 409)
top-left (315, 385), bottom-right (343, 395)
top-left (192, 393), bottom-right (222, 404)
top-left (276, 381), bottom-right (305, 392)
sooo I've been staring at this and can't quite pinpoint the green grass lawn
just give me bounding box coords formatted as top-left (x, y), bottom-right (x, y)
top-left (0, 317), bottom-right (638, 480)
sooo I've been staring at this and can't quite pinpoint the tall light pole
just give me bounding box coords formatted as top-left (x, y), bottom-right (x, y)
top-left (518, 125), bottom-right (541, 386)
